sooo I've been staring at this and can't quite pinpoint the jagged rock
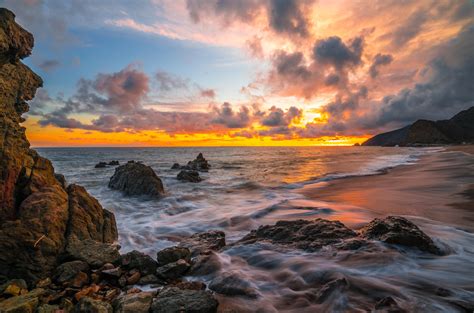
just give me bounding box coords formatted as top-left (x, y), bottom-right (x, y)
top-left (151, 287), bottom-right (218, 313)
top-left (108, 162), bottom-right (165, 197)
top-left (0, 279), bottom-right (28, 297)
top-left (186, 153), bottom-right (210, 171)
top-left (209, 272), bottom-right (258, 298)
top-left (239, 219), bottom-right (356, 251)
top-left (180, 230), bottom-right (226, 256)
top-left (155, 259), bottom-right (190, 280)
top-left (171, 163), bottom-right (181, 170)
top-left (374, 296), bottom-right (406, 312)
top-left (74, 296), bottom-right (113, 313)
top-left (119, 250), bottom-right (158, 276)
top-left (108, 160), bottom-right (120, 166)
top-left (64, 238), bottom-right (120, 268)
top-left (188, 252), bottom-right (222, 276)
top-left (0, 288), bottom-right (45, 313)
top-left (177, 170), bottom-right (202, 183)
top-left (316, 277), bottom-right (348, 303)
top-left (54, 261), bottom-right (89, 284)
top-left (0, 10), bottom-right (118, 284)
top-left (95, 162), bottom-right (107, 168)
top-left (114, 291), bottom-right (154, 313)
top-left (156, 247), bottom-right (191, 266)
top-left (360, 216), bottom-right (441, 254)
top-left (54, 173), bottom-right (67, 189)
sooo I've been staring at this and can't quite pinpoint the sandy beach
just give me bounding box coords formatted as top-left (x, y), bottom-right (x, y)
top-left (301, 147), bottom-right (474, 231)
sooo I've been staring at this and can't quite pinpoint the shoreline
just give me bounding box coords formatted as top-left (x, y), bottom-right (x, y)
top-left (300, 146), bottom-right (474, 232)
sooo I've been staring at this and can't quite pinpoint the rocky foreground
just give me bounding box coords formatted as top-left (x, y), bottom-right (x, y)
top-left (0, 7), bottom-right (458, 313)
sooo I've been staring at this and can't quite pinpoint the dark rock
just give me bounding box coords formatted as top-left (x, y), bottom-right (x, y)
top-left (239, 219), bottom-right (356, 251)
top-left (188, 252), bottom-right (222, 276)
top-left (95, 162), bottom-right (107, 168)
top-left (156, 259), bottom-right (190, 280)
top-left (316, 277), bottom-right (348, 303)
top-left (37, 304), bottom-right (61, 313)
top-left (126, 272), bottom-right (141, 285)
top-left (186, 153), bottom-right (210, 171)
top-left (0, 279), bottom-right (28, 296)
top-left (119, 250), bottom-right (158, 276)
top-left (108, 160), bottom-right (120, 166)
top-left (108, 162), bottom-right (165, 197)
top-left (156, 246), bottom-right (191, 266)
top-left (101, 267), bottom-right (123, 279)
top-left (54, 173), bottom-right (67, 189)
top-left (54, 261), bottom-right (89, 285)
top-left (137, 274), bottom-right (164, 286)
top-left (374, 296), bottom-right (406, 312)
top-left (70, 271), bottom-right (89, 288)
top-left (177, 170), bottom-right (202, 183)
top-left (209, 272), bottom-right (258, 298)
top-left (64, 237), bottom-right (121, 268)
top-left (171, 163), bottom-right (181, 170)
top-left (181, 230), bottom-right (226, 256)
top-left (0, 288), bottom-right (45, 313)
top-left (74, 296), bottom-right (113, 313)
top-left (114, 291), bottom-right (154, 313)
top-left (172, 281), bottom-right (206, 291)
top-left (360, 216), bottom-right (441, 254)
top-left (151, 287), bottom-right (218, 313)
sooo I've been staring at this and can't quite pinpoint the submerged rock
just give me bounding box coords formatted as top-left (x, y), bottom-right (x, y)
top-left (108, 160), bottom-right (120, 166)
top-left (360, 216), bottom-right (441, 254)
top-left (181, 230), bottom-right (226, 256)
top-left (177, 170), bottom-right (202, 183)
top-left (108, 162), bottom-right (165, 197)
top-left (156, 259), bottom-right (190, 280)
top-left (171, 163), bottom-right (181, 170)
top-left (209, 272), bottom-right (258, 298)
top-left (95, 162), bottom-right (107, 168)
top-left (151, 287), bottom-right (218, 313)
top-left (239, 219), bottom-right (357, 251)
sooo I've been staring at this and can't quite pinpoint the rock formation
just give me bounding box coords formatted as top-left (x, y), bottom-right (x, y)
top-left (363, 106), bottom-right (474, 146)
top-left (171, 153), bottom-right (210, 172)
top-left (0, 8), bottom-right (117, 285)
top-left (108, 161), bottom-right (165, 197)
top-left (177, 170), bottom-right (202, 183)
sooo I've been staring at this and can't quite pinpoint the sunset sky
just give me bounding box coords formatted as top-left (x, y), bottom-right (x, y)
top-left (3, 0), bottom-right (474, 146)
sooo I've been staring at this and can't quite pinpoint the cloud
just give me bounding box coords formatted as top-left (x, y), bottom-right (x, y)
top-left (211, 102), bottom-right (252, 128)
top-left (200, 89), bottom-right (216, 98)
top-left (261, 106), bottom-right (302, 126)
top-left (313, 36), bottom-right (364, 70)
top-left (155, 71), bottom-right (189, 92)
top-left (389, 10), bottom-right (428, 48)
top-left (37, 59), bottom-right (60, 71)
top-left (369, 53), bottom-right (393, 78)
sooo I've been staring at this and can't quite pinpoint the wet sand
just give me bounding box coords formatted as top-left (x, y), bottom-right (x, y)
top-left (301, 147), bottom-right (474, 231)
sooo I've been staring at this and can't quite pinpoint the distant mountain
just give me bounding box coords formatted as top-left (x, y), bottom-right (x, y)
top-left (363, 107), bottom-right (474, 146)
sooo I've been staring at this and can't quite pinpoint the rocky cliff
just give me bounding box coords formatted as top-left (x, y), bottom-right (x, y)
top-left (363, 106), bottom-right (474, 146)
top-left (0, 8), bottom-right (117, 285)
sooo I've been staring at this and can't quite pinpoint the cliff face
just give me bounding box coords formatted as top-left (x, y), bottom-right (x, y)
top-left (0, 9), bottom-right (117, 285)
top-left (363, 107), bottom-right (474, 146)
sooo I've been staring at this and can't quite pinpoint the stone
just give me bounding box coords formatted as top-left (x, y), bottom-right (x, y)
top-left (188, 252), bottom-right (222, 276)
top-left (172, 281), bottom-right (206, 291)
top-left (181, 230), bottom-right (226, 256)
top-left (74, 296), bottom-right (113, 313)
top-left (108, 162), bottom-right (165, 197)
top-left (156, 259), bottom-right (190, 280)
top-left (126, 272), bottom-right (141, 285)
top-left (209, 272), bottom-right (258, 298)
top-left (137, 274), bottom-right (164, 286)
top-left (108, 160), bottom-right (120, 166)
top-left (374, 296), bottom-right (406, 312)
top-left (239, 219), bottom-right (356, 251)
top-left (360, 216), bottom-right (441, 254)
top-left (54, 261), bottom-right (89, 284)
top-left (35, 277), bottom-right (51, 289)
top-left (0, 288), bottom-right (45, 313)
top-left (151, 287), bottom-right (218, 313)
top-left (186, 153), bottom-right (210, 172)
top-left (37, 304), bottom-right (60, 313)
top-left (54, 173), bottom-right (67, 189)
top-left (119, 250), bottom-right (158, 276)
top-left (156, 246), bottom-right (191, 266)
top-left (101, 267), bottom-right (123, 279)
top-left (95, 162), bottom-right (107, 168)
top-left (1, 279), bottom-right (28, 296)
top-left (177, 170), bottom-right (202, 183)
top-left (70, 271), bottom-right (89, 288)
top-left (171, 163), bottom-right (181, 170)
top-left (114, 291), bottom-right (154, 313)
top-left (64, 238), bottom-right (120, 268)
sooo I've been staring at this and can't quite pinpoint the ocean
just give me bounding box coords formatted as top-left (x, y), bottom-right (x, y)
top-left (38, 146), bottom-right (474, 312)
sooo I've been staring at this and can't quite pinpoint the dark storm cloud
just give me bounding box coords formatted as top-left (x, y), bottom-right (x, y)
top-left (37, 59), bottom-right (61, 72)
top-left (369, 53), bottom-right (393, 78)
top-left (211, 102), bottom-right (252, 128)
top-left (323, 86), bottom-right (368, 119)
top-left (313, 36), bottom-right (364, 69)
top-left (186, 0), bottom-right (316, 37)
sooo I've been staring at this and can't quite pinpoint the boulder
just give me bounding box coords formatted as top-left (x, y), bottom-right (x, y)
top-left (95, 162), bottom-right (107, 168)
top-left (155, 259), bottom-right (190, 280)
top-left (239, 219), bottom-right (356, 251)
top-left (114, 291), bottom-right (154, 313)
top-left (74, 296), bottom-right (113, 313)
top-left (108, 160), bottom-right (120, 166)
top-left (54, 173), bottom-right (67, 189)
top-left (151, 287), bottom-right (218, 313)
top-left (171, 163), bottom-right (181, 170)
top-left (177, 170), bottom-right (202, 183)
top-left (186, 153), bottom-right (210, 171)
top-left (360, 216), bottom-right (441, 254)
top-left (188, 252), bottom-right (222, 276)
top-left (54, 261), bottom-right (89, 284)
top-left (0, 288), bottom-right (45, 313)
top-left (108, 162), bottom-right (165, 197)
top-left (209, 272), bottom-right (258, 298)
top-left (64, 238), bottom-right (120, 268)
top-left (119, 250), bottom-right (158, 276)
top-left (180, 230), bottom-right (226, 256)
top-left (156, 247), bottom-right (191, 266)
top-left (0, 279), bottom-right (28, 297)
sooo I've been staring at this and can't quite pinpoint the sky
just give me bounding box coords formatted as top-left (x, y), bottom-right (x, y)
top-left (2, 0), bottom-right (473, 147)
